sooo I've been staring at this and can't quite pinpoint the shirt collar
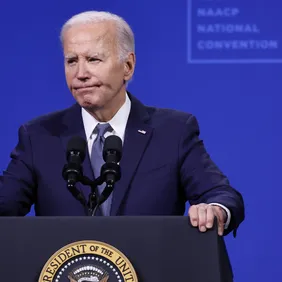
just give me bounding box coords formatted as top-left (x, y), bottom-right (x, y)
top-left (81, 92), bottom-right (131, 141)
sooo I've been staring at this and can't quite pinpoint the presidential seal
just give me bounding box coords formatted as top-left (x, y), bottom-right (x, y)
top-left (38, 240), bottom-right (138, 282)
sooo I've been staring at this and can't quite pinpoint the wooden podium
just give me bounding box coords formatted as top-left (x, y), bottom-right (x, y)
top-left (0, 216), bottom-right (233, 281)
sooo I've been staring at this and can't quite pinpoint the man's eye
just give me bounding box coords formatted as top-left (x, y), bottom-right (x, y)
top-left (88, 57), bottom-right (100, 62)
top-left (67, 59), bottom-right (76, 65)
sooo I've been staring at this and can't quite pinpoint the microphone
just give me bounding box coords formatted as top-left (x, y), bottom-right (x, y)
top-left (62, 136), bottom-right (87, 205)
top-left (101, 135), bottom-right (122, 185)
top-left (63, 136), bottom-right (86, 186)
top-left (91, 135), bottom-right (122, 215)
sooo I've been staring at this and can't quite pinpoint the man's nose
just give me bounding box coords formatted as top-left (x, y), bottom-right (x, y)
top-left (76, 62), bottom-right (89, 81)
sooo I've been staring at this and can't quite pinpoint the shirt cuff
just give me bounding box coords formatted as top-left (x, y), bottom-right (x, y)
top-left (209, 203), bottom-right (231, 230)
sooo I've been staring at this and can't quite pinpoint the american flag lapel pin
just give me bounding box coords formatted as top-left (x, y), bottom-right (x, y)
top-left (138, 129), bottom-right (146, 135)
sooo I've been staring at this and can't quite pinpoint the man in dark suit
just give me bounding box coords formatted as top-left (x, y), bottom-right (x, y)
top-left (0, 11), bottom-right (244, 236)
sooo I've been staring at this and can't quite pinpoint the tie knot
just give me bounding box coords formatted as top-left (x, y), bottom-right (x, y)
top-left (95, 123), bottom-right (111, 139)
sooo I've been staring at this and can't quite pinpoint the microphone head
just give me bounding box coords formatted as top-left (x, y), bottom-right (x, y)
top-left (103, 135), bottom-right (122, 162)
top-left (67, 136), bottom-right (87, 161)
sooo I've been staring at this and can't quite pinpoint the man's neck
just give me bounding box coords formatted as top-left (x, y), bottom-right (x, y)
top-left (87, 91), bottom-right (126, 122)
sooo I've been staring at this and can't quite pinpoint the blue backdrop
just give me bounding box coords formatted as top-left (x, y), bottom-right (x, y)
top-left (1, 1), bottom-right (281, 280)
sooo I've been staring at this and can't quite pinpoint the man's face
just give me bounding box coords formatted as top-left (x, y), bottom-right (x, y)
top-left (63, 21), bottom-right (134, 113)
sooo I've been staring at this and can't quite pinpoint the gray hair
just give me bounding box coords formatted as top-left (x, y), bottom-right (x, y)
top-left (60, 11), bottom-right (135, 61)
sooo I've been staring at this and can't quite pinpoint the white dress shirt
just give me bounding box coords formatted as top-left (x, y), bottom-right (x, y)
top-left (82, 93), bottom-right (131, 148)
top-left (81, 93), bottom-right (231, 229)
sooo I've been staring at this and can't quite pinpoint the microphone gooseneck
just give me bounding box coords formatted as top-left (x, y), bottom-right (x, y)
top-left (62, 135), bottom-right (123, 216)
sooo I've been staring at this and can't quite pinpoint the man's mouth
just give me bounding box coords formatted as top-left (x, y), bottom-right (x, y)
top-left (74, 85), bottom-right (101, 91)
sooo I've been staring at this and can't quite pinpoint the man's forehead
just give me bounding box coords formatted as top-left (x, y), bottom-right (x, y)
top-left (62, 22), bottom-right (119, 58)
top-left (63, 39), bottom-right (112, 58)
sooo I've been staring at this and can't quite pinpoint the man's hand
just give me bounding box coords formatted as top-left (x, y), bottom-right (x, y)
top-left (188, 204), bottom-right (227, 236)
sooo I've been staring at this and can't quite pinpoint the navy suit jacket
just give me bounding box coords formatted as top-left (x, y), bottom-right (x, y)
top-left (0, 94), bottom-right (244, 235)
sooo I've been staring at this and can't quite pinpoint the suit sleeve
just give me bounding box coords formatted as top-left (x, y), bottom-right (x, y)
top-left (0, 125), bottom-right (36, 216)
top-left (179, 115), bottom-right (245, 236)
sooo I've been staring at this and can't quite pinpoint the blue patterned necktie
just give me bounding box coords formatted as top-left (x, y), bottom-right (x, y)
top-left (91, 123), bottom-right (112, 216)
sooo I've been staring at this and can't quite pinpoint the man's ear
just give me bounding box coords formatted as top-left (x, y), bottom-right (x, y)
top-left (124, 53), bottom-right (136, 81)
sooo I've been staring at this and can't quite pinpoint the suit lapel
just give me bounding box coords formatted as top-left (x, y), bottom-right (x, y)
top-left (60, 104), bottom-right (95, 213)
top-left (110, 95), bottom-right (153, 215)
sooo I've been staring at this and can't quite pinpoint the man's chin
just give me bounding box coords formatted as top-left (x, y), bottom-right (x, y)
top-left (79, 99), bottom-right (102, 112)
top-left (75, 94), bottom-right (100, 108)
